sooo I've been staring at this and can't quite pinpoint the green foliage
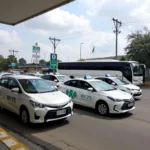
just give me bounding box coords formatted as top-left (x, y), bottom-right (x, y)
top-left (39, 59), bottom-right (46, 66)
top-left (0, 55), bottom-right (18, 71)
top-left (125, 27), bottom-right (150, 67)
top-left (19, 58), bottom-right (26, 66)
top-left (78, 58), bottom-right (85, 61)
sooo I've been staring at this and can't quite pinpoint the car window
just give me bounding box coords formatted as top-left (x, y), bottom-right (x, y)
top-left (0, 78), bottom-right (9, 88)
top-left (50, 75), bottom-right (57, 81)
top-left (19, 79), bottom-right (56, 93)
top-left (105, 78), bottom-right (114, 84)
top-left (64, 80), bottom-right (78, 87)
top-left (41, 75), bottom-right (50, 80)
top-left (89, 80), bottom-right (115, 91)
top-left (78, 81), bottom-right (92, 90)
top-left (56, 75), bottom-right (70, 82)
top-left (8, 79), bottom-right (19, 90)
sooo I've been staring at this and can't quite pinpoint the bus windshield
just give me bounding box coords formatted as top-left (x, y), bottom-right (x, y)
top-left (132, 62), bottom-right (143, 76)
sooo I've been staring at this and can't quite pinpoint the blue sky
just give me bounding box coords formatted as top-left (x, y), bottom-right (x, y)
top-left (0, 0), bottom-right (150, 62)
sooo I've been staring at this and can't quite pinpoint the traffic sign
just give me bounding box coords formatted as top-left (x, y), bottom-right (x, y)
top-left (32, 54), bottom-right (40, 59)
top-left (33, 60), bottom-right (39, 64)
top-left (50, 54), bottom-right (57, 70)
top-left (32, 46), bottom-right (40, 53)
top-left (11, 63), bottom-right (16, 67)
top-left (50, 54), bottom-right (57, 61)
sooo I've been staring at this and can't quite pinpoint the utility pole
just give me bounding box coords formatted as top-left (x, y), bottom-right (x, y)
top-left (9, 49), bottom-right (18, 69)
top-left (112, 18), bottom-right (122, 60)
top-left (80, 43), bottom-right (83, 60)
top-left (49, 37), bottom-right (61, 73)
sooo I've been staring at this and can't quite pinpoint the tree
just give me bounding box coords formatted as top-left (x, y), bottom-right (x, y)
top-left (125, 27), bottom-right (150, 67)
top-left (19, 58), bottom-right (26, 66)
top-left (78, 58), bottom-right (85, 61)
top-left (119, 56), bottom-right (130, 61)
top-left (39, 59), bottom-right (46, 66)
top-left (7, 55), bottom-right (18, 69)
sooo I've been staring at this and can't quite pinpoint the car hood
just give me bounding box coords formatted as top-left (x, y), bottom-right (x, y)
top-left (122, 84), bottom-right (140, 90)
top-left (28, 91), bottom-right (70, 106)
top-left (102, 89), bottom-right (132, 100)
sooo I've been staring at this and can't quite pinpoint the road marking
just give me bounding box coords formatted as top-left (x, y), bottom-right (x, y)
top-left (2, 138), bottom-right (18, 147)
top-left (0, 132), bottom-right (8, 138)
top-left (0, 128), bottom-right (29, 150)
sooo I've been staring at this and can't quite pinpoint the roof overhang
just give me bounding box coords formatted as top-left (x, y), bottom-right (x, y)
top-left (0, 0), bottom-right (74, 25)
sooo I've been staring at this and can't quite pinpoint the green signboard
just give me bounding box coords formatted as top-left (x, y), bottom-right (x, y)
top-left (32, 46), bottom-right (40, 53)
top-left (50, 54), bottom-right (57, 70)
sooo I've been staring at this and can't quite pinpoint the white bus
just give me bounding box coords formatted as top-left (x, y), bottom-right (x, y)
top-left (58, 60), bottom-right (144, 85)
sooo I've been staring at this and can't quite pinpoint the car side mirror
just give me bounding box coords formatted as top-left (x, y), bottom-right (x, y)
top-left (111, 82), bottom-right (116, 86)
top-left (11, 88), bottom-right (19, 93)
top-left (54, 79), bottom-right (58, 82)
top-left (87, 87), bottom-right (94, 92)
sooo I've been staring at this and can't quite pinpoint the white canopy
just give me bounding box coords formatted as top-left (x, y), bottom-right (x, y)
top-left (0, 0), bottom-right (74, 25)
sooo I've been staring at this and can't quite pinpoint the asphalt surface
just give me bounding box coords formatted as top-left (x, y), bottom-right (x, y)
top-left (0, 87), bottom-right (150, 150)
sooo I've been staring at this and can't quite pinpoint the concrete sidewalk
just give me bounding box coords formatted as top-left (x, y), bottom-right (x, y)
top-left (0, 125), bottom-right (43, 150)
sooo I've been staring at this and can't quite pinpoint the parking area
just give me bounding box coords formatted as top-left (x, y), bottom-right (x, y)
top-left (0, 87), bottom-right (150, 150)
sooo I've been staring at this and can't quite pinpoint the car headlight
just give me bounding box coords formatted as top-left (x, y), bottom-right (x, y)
top-left (107, 96), bottom-right (123, 102)
top-left (126, 88), bottom-right (131, 91)
top-left (30, 100), bottom-right (46, 108)
top-left (68, 98), bottom-right (72, 103)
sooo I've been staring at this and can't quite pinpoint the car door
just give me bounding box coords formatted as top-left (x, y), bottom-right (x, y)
top-left (7, 78), bottom-right (22, 114)
top-left (0, 77), bottom-right (9, 108)
top-left (62, 80), bottom-right (80, 104)
top-left (77, 81), bottom-right (96, 107)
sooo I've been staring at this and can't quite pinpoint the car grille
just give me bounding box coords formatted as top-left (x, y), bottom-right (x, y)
top-left (44, 107), bottom-right (71, 121)
top-left (121, 101), bottom-right (135, 110)
top-left (133, 93), bottom-right (142, 96)
top-left (46, 102), bottom-right (69, 108)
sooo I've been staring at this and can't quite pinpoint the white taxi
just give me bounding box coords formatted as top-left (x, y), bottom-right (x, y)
top-left (0, 75), bottom-right (73, 124)
top-left (59, 77), bottom-right (135, 115)
top-left (41, 73), bottom-right (70, 87)
top-left (95, 76), bottom-right (142, 99)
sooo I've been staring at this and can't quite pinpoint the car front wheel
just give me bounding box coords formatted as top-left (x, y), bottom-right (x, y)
top-left (20, 108), bottom-right (30, 124)
top-left (96, 102), bottom-right (109, 116)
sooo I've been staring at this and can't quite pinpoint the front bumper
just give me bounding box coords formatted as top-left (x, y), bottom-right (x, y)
top-left (109, 101), bottom-right (135, 114)
top-left (29, 102), bottom-right (73, 123)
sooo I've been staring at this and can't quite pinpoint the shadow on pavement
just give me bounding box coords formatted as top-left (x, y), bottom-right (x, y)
top-left (74, 104), bottom-right (133, 120)
top-left (0, 109), bottom-right (68, 150)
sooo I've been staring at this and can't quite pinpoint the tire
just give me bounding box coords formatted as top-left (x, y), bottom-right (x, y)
top-left (20, 107), bottom-right (30, 124)
top-left (96, 101), bottom-right (109, 116)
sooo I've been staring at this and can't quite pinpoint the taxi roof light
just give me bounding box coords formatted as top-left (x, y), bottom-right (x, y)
top-left (84, 75), bottom-right (92, 80)
top-left (105, 74), bottom-right (111, 77)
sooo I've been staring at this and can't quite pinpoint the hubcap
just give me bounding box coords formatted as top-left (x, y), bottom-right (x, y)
top-left (98, 104), bottom-right (107, 115)
top-left (21, 110), bottom-right (28, 123)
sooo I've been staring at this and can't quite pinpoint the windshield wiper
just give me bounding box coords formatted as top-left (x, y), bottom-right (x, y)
top-left (105, 89), bottom-right (115, 91)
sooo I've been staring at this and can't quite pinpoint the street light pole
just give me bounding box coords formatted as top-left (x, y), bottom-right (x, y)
top-left (80, 43), bottom-right (83, 60)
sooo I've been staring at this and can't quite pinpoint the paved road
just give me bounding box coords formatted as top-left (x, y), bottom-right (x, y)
top-left (0, 88), bottom-right (150, 150)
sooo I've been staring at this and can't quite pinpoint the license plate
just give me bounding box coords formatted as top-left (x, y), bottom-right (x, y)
top-left (128, 102), bottom-right (134, 107)
top-left (57, 109), bottom-right (66, 116)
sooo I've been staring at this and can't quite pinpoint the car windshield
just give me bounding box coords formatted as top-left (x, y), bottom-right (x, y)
top-left (19, 79), bottom-right (56, 94)
top-left (89, 80), bottom-right (115, 91)
top-left (132, 62), bottom-right (143, 76)
top-left (56, 75), bottom-right (70, 82)
top-left (112, 78), bottom-right (128, 85)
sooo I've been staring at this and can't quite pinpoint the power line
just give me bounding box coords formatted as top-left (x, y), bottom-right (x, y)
top-left (112, 18), bottom-right (122, 60)
top-left (49, 37), bottom-right (61, 54)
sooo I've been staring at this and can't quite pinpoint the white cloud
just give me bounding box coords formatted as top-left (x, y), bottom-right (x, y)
top-left (25, 8), bottom-right (90, 36)
top-left (0, 30), bottom-right (23, 57)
